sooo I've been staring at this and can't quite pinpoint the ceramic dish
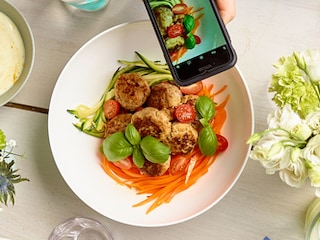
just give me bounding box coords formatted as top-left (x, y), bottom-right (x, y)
top-left (0, 1), bottom-right (35, 106)
top-left (48, 20), bottom-right (254, 227)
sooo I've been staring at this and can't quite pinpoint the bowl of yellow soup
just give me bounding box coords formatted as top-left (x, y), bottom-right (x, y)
top-left (0, 0), bottom-right (35, 106)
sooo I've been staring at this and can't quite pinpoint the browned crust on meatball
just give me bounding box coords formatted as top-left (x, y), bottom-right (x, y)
top-left (114, 73), bottom-right (151, 111)
top-left (131, 107), bottom-right (171, 141)
top-left (165, 122), bottom-right (198, 155)
top-left (141, 159), bottom-right (171, 177)
top-left (104, 113), bottom-right (132, 137)
top-left (147, 82), bottom-right (182, 110)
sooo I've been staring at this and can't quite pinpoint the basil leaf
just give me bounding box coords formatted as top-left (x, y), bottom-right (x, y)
top-left (185, 33), bottom-right (196, 49)
top-left (102, 132), bottom-right (133, 162)
top-left (183, 15), bottom-right (195, 33)
top-left (140, 136), bottom-right (170, 163)
top-left (132, 145), bottom-right (145, 168)
top-left (125, 123), bottom-right (141, 145)
top-left (198, 125), bottom-right (217, 156)
top-left (196, 96), bottom-right (216, 123)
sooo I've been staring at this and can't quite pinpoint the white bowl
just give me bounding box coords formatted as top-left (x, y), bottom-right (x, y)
top-left (48, 20), bottom-right (254, 227)
top-left (0, 0), bottom-right (35, 106)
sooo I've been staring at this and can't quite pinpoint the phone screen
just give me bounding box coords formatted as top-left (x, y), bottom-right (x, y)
top-left (145, 0), bottom-right (236, 85)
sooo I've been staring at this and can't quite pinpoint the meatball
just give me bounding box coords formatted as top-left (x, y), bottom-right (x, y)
top-left (142, 159), bottom-right (171, 177)
top-left (166, 122), bottom-right (198, 155)
top-left (104, 113), bottom-right (132, 137)
top-left (165, 36), bottom-right (185, 52)
top-left (114, 73), bottom-right (151, 111)
top-left (181, 94), bottom-right (198, 106)
top-left (147, 82), bottom-right (182, 110)
top-left (153, 6), bottom-right (173, 36)
top-left (131, 107), bottom-right (171, 142)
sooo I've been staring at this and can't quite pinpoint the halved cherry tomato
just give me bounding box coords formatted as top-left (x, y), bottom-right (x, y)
top-left (194, 35), bottom-right (201, 44)
top-left (172, 3), bottom-right (188, 15)
top-left (104, 99), bottom-right (120, 119)
top-left (180, 81), bottom-right (203, 95)
top-left (113, 157), bottom-right (132, 170)
top-left (167, 23), bottom-right (184, 38)
top-left (216, 134), bottom-right (228, 153)
top-left (175, 103), bottom-right (196, 123)
top-left (169, 154), bottom-right (189, 175)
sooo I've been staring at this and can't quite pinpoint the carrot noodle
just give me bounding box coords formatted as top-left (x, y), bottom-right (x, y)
top-left (100, 82), bottom-right (229, 214)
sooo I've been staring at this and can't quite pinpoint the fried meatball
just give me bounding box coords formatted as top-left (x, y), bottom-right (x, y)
top-left (114, 73), bottom-right (151, 111)
top-left (147, 82), bottom-right (182, 110)
top-left (153, 6), bottom-right (173, 36)
top-left (181, 94), bottom-right (198, 106)
top-left (104, 113), bottom-right (132, 137)
top-left (166, 122), bottom-right (198, 155)
top-left (131, 107), bottom-right (171, 142)
top-left (142, 158), bottom-right (171, 177)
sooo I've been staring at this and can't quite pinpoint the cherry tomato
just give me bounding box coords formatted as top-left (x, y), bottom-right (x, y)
top-left (104, 99), bottom-right (120, 119)
top-left (180, 81), bottom-right (203, 95)
top-left (172, 3), bottom-right (188, 15)
top-left (169, 154), bottom-right (189, 175)
top-left (113, 157), bottom-right (132, 170)
top-left (167, 24), bottom-right (184, 38)
top-left (194, 35), bottom-right (201, 44)
top-left (216, 134), bottom-right (228, 153)
top-left (175, 104), bottom-right (196, 123)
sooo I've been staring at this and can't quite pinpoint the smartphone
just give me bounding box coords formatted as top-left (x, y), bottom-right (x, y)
top-left (143, 0), bottom-right (237, 86)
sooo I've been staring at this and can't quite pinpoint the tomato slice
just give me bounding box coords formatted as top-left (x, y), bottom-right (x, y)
top-left (167, 24), bottom-right (184, 38)
top-left (194, 35), bottom-right (201, 44)
top-left (113, 157), bottom-right (132, 170)
top-left (172, 3), bottom-right (188, 15)
top-left (175, 104), bottom-right (196, 123)
top-left (216, 134), bottom-right (228, 153)
top-left (169, 154), bottom-right (189, 175)
top-left (180, 81), bottom-right (203, 95)
top-left (104, 99), bottom-right (120, 119)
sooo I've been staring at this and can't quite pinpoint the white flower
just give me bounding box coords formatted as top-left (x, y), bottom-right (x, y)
top-left (300, 49), bottom-right (320, 82)
top-left (306, 110), bottom-right (320, 135)
top-left (250, 133), bottom-right (291, 174)
top-left (290, 123), bottom-right (312, 140)
top-left (279, 148), bottom-right (308, 188)
top-left (307, 164), bottom-right (320, 188)
top-left (302, 135), bottom-right (320, 165)
top-left (7, 139), bottom-right (16, 148)
top-left (267, 104), bottom-right (303, 131)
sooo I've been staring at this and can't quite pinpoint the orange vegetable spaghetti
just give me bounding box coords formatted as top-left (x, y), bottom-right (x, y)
top-left (101, 82), bottom-right (229, 214)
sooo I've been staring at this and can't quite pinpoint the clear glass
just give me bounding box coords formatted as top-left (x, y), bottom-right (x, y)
top-left (48, 217), bottom-right (114, 240)
top-left (60, 0), bottom-right (110, 11)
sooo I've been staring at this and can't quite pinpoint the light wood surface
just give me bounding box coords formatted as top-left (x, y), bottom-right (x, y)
top-left (1, 0), bottom-right (320, 239)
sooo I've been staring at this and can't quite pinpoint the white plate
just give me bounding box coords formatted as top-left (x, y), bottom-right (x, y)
top-left (48, 20), bottom-right (254, 227)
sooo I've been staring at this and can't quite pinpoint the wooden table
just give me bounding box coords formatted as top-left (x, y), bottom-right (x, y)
top-left (1, 0), bottom-right (319, 239)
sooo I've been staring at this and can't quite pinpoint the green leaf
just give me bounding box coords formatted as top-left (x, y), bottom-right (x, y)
top-left (102, 132), bottom-right (133, 162)
top-left (125, 123), bottom-right (141, 145)
top-left (183, 15), bottom-right (195, 33)
top-left (196, 96), bottom-right (216, 123)
top-left (198, 126), bottom-right (217, 156)
top-left (132, 145), bottom-right (145, 168)
top-left (140, 136), bottom-right (170, 163)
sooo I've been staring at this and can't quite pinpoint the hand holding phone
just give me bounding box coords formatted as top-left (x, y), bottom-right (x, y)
top-left (143, 0), bottom-right (237, 86)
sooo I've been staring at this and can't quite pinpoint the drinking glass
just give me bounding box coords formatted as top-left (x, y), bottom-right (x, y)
top-left (60, 0), bottom-right (110, 11)
top-left (48, 217), bottom-right (114, 240)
